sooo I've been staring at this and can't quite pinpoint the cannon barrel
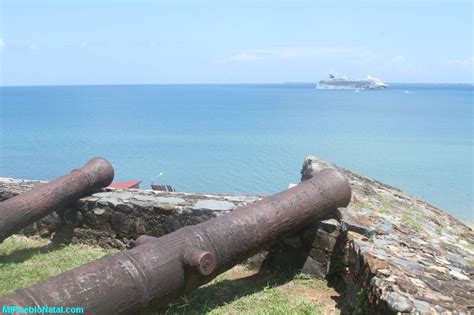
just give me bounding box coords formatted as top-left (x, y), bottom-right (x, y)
top-left (0, 157), bottom-right (114, 242)
top-left (0, 168), bottom-right (351, 314)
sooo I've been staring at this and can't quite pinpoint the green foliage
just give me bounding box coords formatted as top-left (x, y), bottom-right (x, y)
top-left (376, 195), bottom-right (392, 213)
top-left (412, 209), bottom-right (426, 218)
top-left (403, 214), bottom-right (422, 232)
top-left (326, 257), bottom-right (346, 294)
top-left (354, 288), bottom-right (368, 315)
top-left (359, 195), bottom-right (391, 213)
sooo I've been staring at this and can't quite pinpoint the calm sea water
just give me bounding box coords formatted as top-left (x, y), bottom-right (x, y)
top-left (0, 84), bottom-right (472, 221)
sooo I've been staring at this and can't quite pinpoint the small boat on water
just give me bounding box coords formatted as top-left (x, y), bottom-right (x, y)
top-left (317, 74), bottom-right (388, 90)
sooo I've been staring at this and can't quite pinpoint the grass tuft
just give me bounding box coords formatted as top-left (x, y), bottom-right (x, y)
top-left (403, 214), bottom-right (422, 232)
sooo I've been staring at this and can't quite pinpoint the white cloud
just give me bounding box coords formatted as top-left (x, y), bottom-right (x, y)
top-left (384, 56), bottom-right (429, 78)
top-left (225, 46), bottom-right (374, 63)
top-left (254, 47), bottom-right (372, 59)
top-left (0, 38), bottom-right (5, 50)
top-left (389, 56), bottom-right (406, 65)
top-left (228, 52), bottom-right (263, 62)
top-left (448, 56), bottom-right (474, 68)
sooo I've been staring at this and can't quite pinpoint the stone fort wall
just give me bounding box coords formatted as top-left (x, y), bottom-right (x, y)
top-left (1, 156), bottom-right (472, 314)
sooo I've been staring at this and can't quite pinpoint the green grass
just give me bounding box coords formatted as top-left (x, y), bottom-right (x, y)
top-left (166, 286), bottom-right (320, 315)
top-left (162, 270), bottom-right (331, 314)
top-left (0, 235), bottom-right (115, 295)
top-left (1, 236), bottom-right (339, 314)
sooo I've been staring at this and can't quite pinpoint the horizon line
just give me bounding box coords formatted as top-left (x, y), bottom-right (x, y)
top-left (1, 82), bottom-right (473, 88)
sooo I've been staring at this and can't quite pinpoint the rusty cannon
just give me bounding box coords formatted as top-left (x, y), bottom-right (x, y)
top-left (0, 157), bottom-right (114, 242)
top-left (0, 168), bottom-right (351, 314)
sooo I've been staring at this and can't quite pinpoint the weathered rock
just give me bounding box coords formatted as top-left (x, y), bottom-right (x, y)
top-left (300, 156), bottom-right (474, 314)
top-left (193, 199), bottom-right (235, 211)
top-left (262, 217), bottom-right (342, 278)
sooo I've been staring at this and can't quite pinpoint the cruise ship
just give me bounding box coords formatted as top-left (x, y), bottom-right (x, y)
top-left (317, 74), bottom-right (388, 90)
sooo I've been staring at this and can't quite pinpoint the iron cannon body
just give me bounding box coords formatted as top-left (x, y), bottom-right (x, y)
top-left (0, 168), bottom-right (350, 314)
top-left (0, 157), bottom-right (114, 242)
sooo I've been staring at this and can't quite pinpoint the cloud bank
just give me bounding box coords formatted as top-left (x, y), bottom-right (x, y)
top-left (226, 46), bottom-right (374, 63)
top-left (448, 56), bottom-right (474, 69)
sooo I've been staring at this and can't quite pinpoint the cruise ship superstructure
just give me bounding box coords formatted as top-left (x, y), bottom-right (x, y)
top-left (317, 74), bottom-right (388, 90)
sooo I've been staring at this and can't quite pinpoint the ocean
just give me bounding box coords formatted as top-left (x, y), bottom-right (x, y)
top-left (0, 83), bottom-right (472, 221)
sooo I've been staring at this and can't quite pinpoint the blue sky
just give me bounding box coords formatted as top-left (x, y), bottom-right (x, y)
top-left (0, 0), bottom-right (472, 85)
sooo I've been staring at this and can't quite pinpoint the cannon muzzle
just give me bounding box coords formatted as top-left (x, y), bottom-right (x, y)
top-left (0, 157), bottom-right (114, 242)
top-left (0, 168), bottom-right (350, 314)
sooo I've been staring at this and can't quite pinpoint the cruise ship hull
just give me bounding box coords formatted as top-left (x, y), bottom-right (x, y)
top-left (316, 75), bottom-right (388, 90)
top-left (317, 81), bottom-right (387, 90)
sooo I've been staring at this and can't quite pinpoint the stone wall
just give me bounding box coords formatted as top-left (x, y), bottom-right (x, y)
top-left (299, 156), bottom-right (473, 314)
top-left (1, 156), bottom-right (473, 314)
top-left (0, 178), bottom-right (262, 249)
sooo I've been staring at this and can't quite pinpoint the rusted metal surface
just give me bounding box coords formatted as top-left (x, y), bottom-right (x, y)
top-left (0, 157), bottom-right (114, 242)
top-left (0, 168), bottom-right (350, 314)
